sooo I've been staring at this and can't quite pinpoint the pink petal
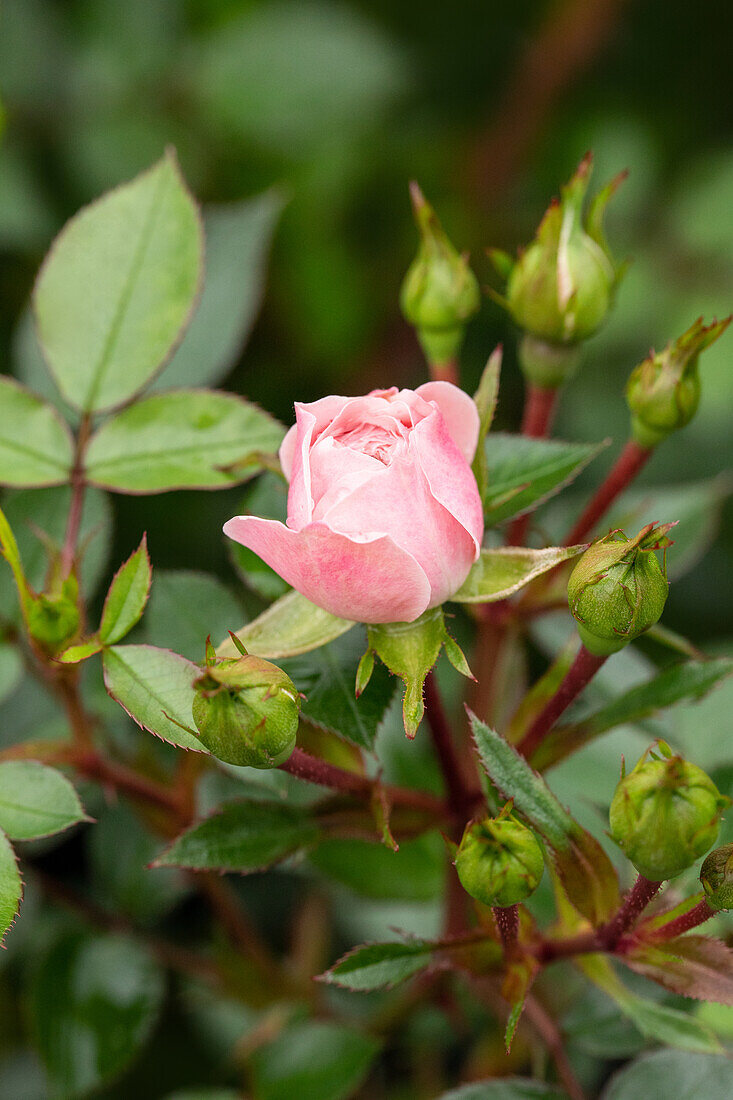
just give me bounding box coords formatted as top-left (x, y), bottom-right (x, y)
top-left (410, 410), bottom-right (484, 557)
top-left (415, 381), bottom-right (480, 463)
top-left (223, 517), bottom-right (431, 624)
top-left (279, 395), bottom-right (352, 481)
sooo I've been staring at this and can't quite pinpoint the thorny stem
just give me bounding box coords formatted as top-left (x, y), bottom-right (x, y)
top-left (494, 904), bottom-right (519, 952)
top-left (646, 898), bottom-right (716, 941)
top-left (563, 438), bottom-right (652, 547)
top-left (517, 645), bottom-right (607, 759)
top-left (60, 414), bottom-right (92, 577)
top-left (598, 875), bottom-right (663, 949)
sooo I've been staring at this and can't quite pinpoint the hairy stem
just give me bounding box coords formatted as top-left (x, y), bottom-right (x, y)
top-left (647, 898), bottom-right (716, 941)
top-left (564, 438), bottom-right (652, 546)
top-left (599, 875), bottom-right (663, 949)
top-left (494, 904), bottom-right (519, 951)
top-left (517, 645), bottom-right (607, 759)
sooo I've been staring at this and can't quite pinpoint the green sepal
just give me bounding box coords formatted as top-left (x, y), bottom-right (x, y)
top-left (355, 648), bottom-right (375, 698)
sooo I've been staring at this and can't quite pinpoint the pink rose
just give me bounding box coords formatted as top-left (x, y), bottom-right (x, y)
top-left (224, 382), bottom-right (484, 623)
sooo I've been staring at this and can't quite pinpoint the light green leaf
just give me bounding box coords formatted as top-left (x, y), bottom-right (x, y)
top-left (220, 589), bottom-right (356, 660)
top-left (31, 931), bottom-right (165, 1096)
top-left (452, 545), bottom-right (587, 604)
top-left (153, 800), bottom-right (319, 872)
top-left (99, 535), bottom-right (152, 644)
top-left (102, 643), bottom-right (207, 752)
top-left (535, 658), bottom-right (733, 771)
top-left (440, 1082), bottom-right (566, 1099)
top-left (482, 434), bottom-right (608, 526)
top-left (146, 569), bottom-right (243, 662)
top-left (470, 714), bottom-right (620, 924)
top-left (160, 191), bottom-right (285, 389)
top-left (604, 1049), bottom-right (733, 1100)
top-left (320, 940), bottom-right (433, 992)
top-left (249, 1020), bottom-right (380, 1100)
top-left (33, 151), bottom-right (203, 413)
top-left (0, 761), bottom-right (88, 840)
top-left (0, 829), bottom-right (21, 946)
top-left (0, 377), bottom-right (73, 488)
top-left (367, 608), bottom-right (450, 738)
top-left (84, 390), bottom-right (284, 493)
top-left (56, 638), bottom-right (104, 665)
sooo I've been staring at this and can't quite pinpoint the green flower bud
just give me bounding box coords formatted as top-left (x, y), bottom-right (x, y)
top-left (400, 182), bottom-right (480, 368)
top-left (609, 744), bottom-right (729, 880)
top-left (28, 574), bottom-right (80, 654)
top-left (192, 640), bottom-right (299, 768)
top-left (455, 809), bottom-right (544, 908)
top-left (626, 316), bottom-right (731, 448)
top-left (567, 523), bottom-right (671, 656)
top-left (700, 844), bottom-right (733, 911)
top-left (489, 154), bottom-right (625, 365)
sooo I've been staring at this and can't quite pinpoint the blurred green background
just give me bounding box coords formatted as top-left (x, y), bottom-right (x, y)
top-left (1, 0), bottom-right (731, 639)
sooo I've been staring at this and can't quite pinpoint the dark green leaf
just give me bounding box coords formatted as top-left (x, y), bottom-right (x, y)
top-left (320, 940), bottom-right (433, 991)
top-left (309, 834), bottom-right (443, 901)
top-left (452, 545), bottom-right (586, 604)
top-left (0, 829), bottom-right (21, 946)
top-left (249, 1020), bottom-right (380, 1100)
top-left (470, 714), bottom-right (619, 924)
top-left (481, 434), bottom-right (608, 526)
top-left (0, 761), bottom-right (88, 840)
top-left (99, 535), bottom-right (152, 645)
top-left (145, 569), bottom-right (243, 662)
top-left (160, 191), bottom-right (285, 389)
top-left (440, 1082), bottom-right (566, 1099)
top-left (220, 589), bottom-right (356, 660)
top-left (85, 390), bottom-right (284, 493)
top-left (153, 800), bottom-right (320, 873)
top-left (102, 643), bottom-right (206, 753)
top-left (31, 931), bottom-right (165, 1096)
top-left (33, 152), bottom-right (203, 413)
top-left (536, 658), bottom-right (733, 771)
top-left (603, 1050), bottom-right (733, 1099)
top-left (0, 377), bottom-right (73, 488)
top-left (283, 630), bottom-right (395, 751)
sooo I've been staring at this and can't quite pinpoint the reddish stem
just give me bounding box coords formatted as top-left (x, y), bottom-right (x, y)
top-left (599, 875), bottom-right (663, 949)
top-left (647, 899), bottom-right (716, 941)
top-left (517, 646), bottom-right (607, 759)
top-left (508, 384), bottom-right (559, 546)
top-left (564, 438), bottom-right (652, 547)
top-left (429, 358), bottom-right (459, 386)
top-left (424, 672), bottom-right (483, 820)
top-left (494, 904), bottom-right (519, 951)
top-left (60, 414), bottom-right (92, 577)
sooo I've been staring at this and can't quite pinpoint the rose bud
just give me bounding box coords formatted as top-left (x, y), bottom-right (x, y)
top-left (455, 810), bottom-right (544, 908)
top-left (489, 154), bottom-right (625, 386)
top-left (400, 182), bottom-right (480, 370)
top-left (192, 640), bottom-right (299, 768)
top-left (626, 316), bottom-right (731, 448)
top-left (28, 575), bottom-right (80, 655)
top-left (567, 522), bottom-right (671, 656)
top-left (700, 844), bottom-right (733, 911)
top-left (609, 744), bottom-right (729, 881)
top-left (224, 384), bottom-right (484, 624)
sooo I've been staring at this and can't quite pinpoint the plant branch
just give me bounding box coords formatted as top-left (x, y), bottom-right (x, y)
top-left (517, 645), bottom-right (607, 759)
top-left (424, 672), bottom-right (484, 820)
top-left (523, 993), bottom-right (586, 1100)
top-left (60, 413), bottom-right (92, 577)
top-left (645, 898), bottom-right (716, 941)
top-left (430, 357), bottom-right (459, 386)
top-left (494, 904), bottom-right (519, 952)
top-left (563, 438), bottom-right (652, 546)
top-left (598, 875), bottom-right (663, 949)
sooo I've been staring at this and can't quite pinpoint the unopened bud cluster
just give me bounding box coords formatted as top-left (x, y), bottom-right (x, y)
top-left (455, 808), bottom-right (544, 908)
top-left (609, 744), bottom-right (728, 881)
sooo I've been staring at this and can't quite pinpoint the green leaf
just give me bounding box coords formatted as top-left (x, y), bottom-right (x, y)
top-left (282, 630), bottom-right (395, 751)
top-left (367, 608), bottom-right (449, 738)
top-left (309, 834), bottom-right (444, 901)
top-left (0, 761), bottom-right (88, 840)
top-left (580, 954), bottom-right (722, 1054)
top-left (535, 658), bottom-right (733, 770)
top-left (0, 640), bottom-right (23, 706)
top-left (249, 1020), bottom-right (380, 1100)
top-left (159, 191), bottom-right (285, 389)
top-left (33, 151), bottom-right (203, 413)
top-left (440, 1081), bottom-right (566, 1099)
top-left (102, 643), bottom-right (207, 753)
top-left (99, 534), bottom-right (152, 645)
top-left (0, 829), bottom-right (21, 946)
top-left (481, 434), bottom-right (608, 526)
top-left (145, 569), bottom-right (243, 661)
top-left (320, 940), bottom-right (434, 991)
top-left (0, 377), bottom-right (73, 488)
top-left (220, 589), bottom-right (356, 660)
top-left (604, 1049), bottom-right (733, 1100)
top-left (31, 931), bottom-right (165, 1096)
top-left (153, 800), bottom-right (319, 873)
top-left (84, 390), bottom-right (284, 493)
top-left (452, 545), bottom-right (587, 604)
top-left (470, 714), bottom-right (620, 924)
top-left (471, 346), bottom-right (502, 501)
top-left (621, 935), bottom-right (733, 1006)
top-left (56, 638), bottom-right (104, 665)
top-left (164, 1092), bottom-right (242, 1100)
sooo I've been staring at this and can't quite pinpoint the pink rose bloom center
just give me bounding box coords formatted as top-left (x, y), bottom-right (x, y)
top-left (224, 381), bottom-right (484, 623)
